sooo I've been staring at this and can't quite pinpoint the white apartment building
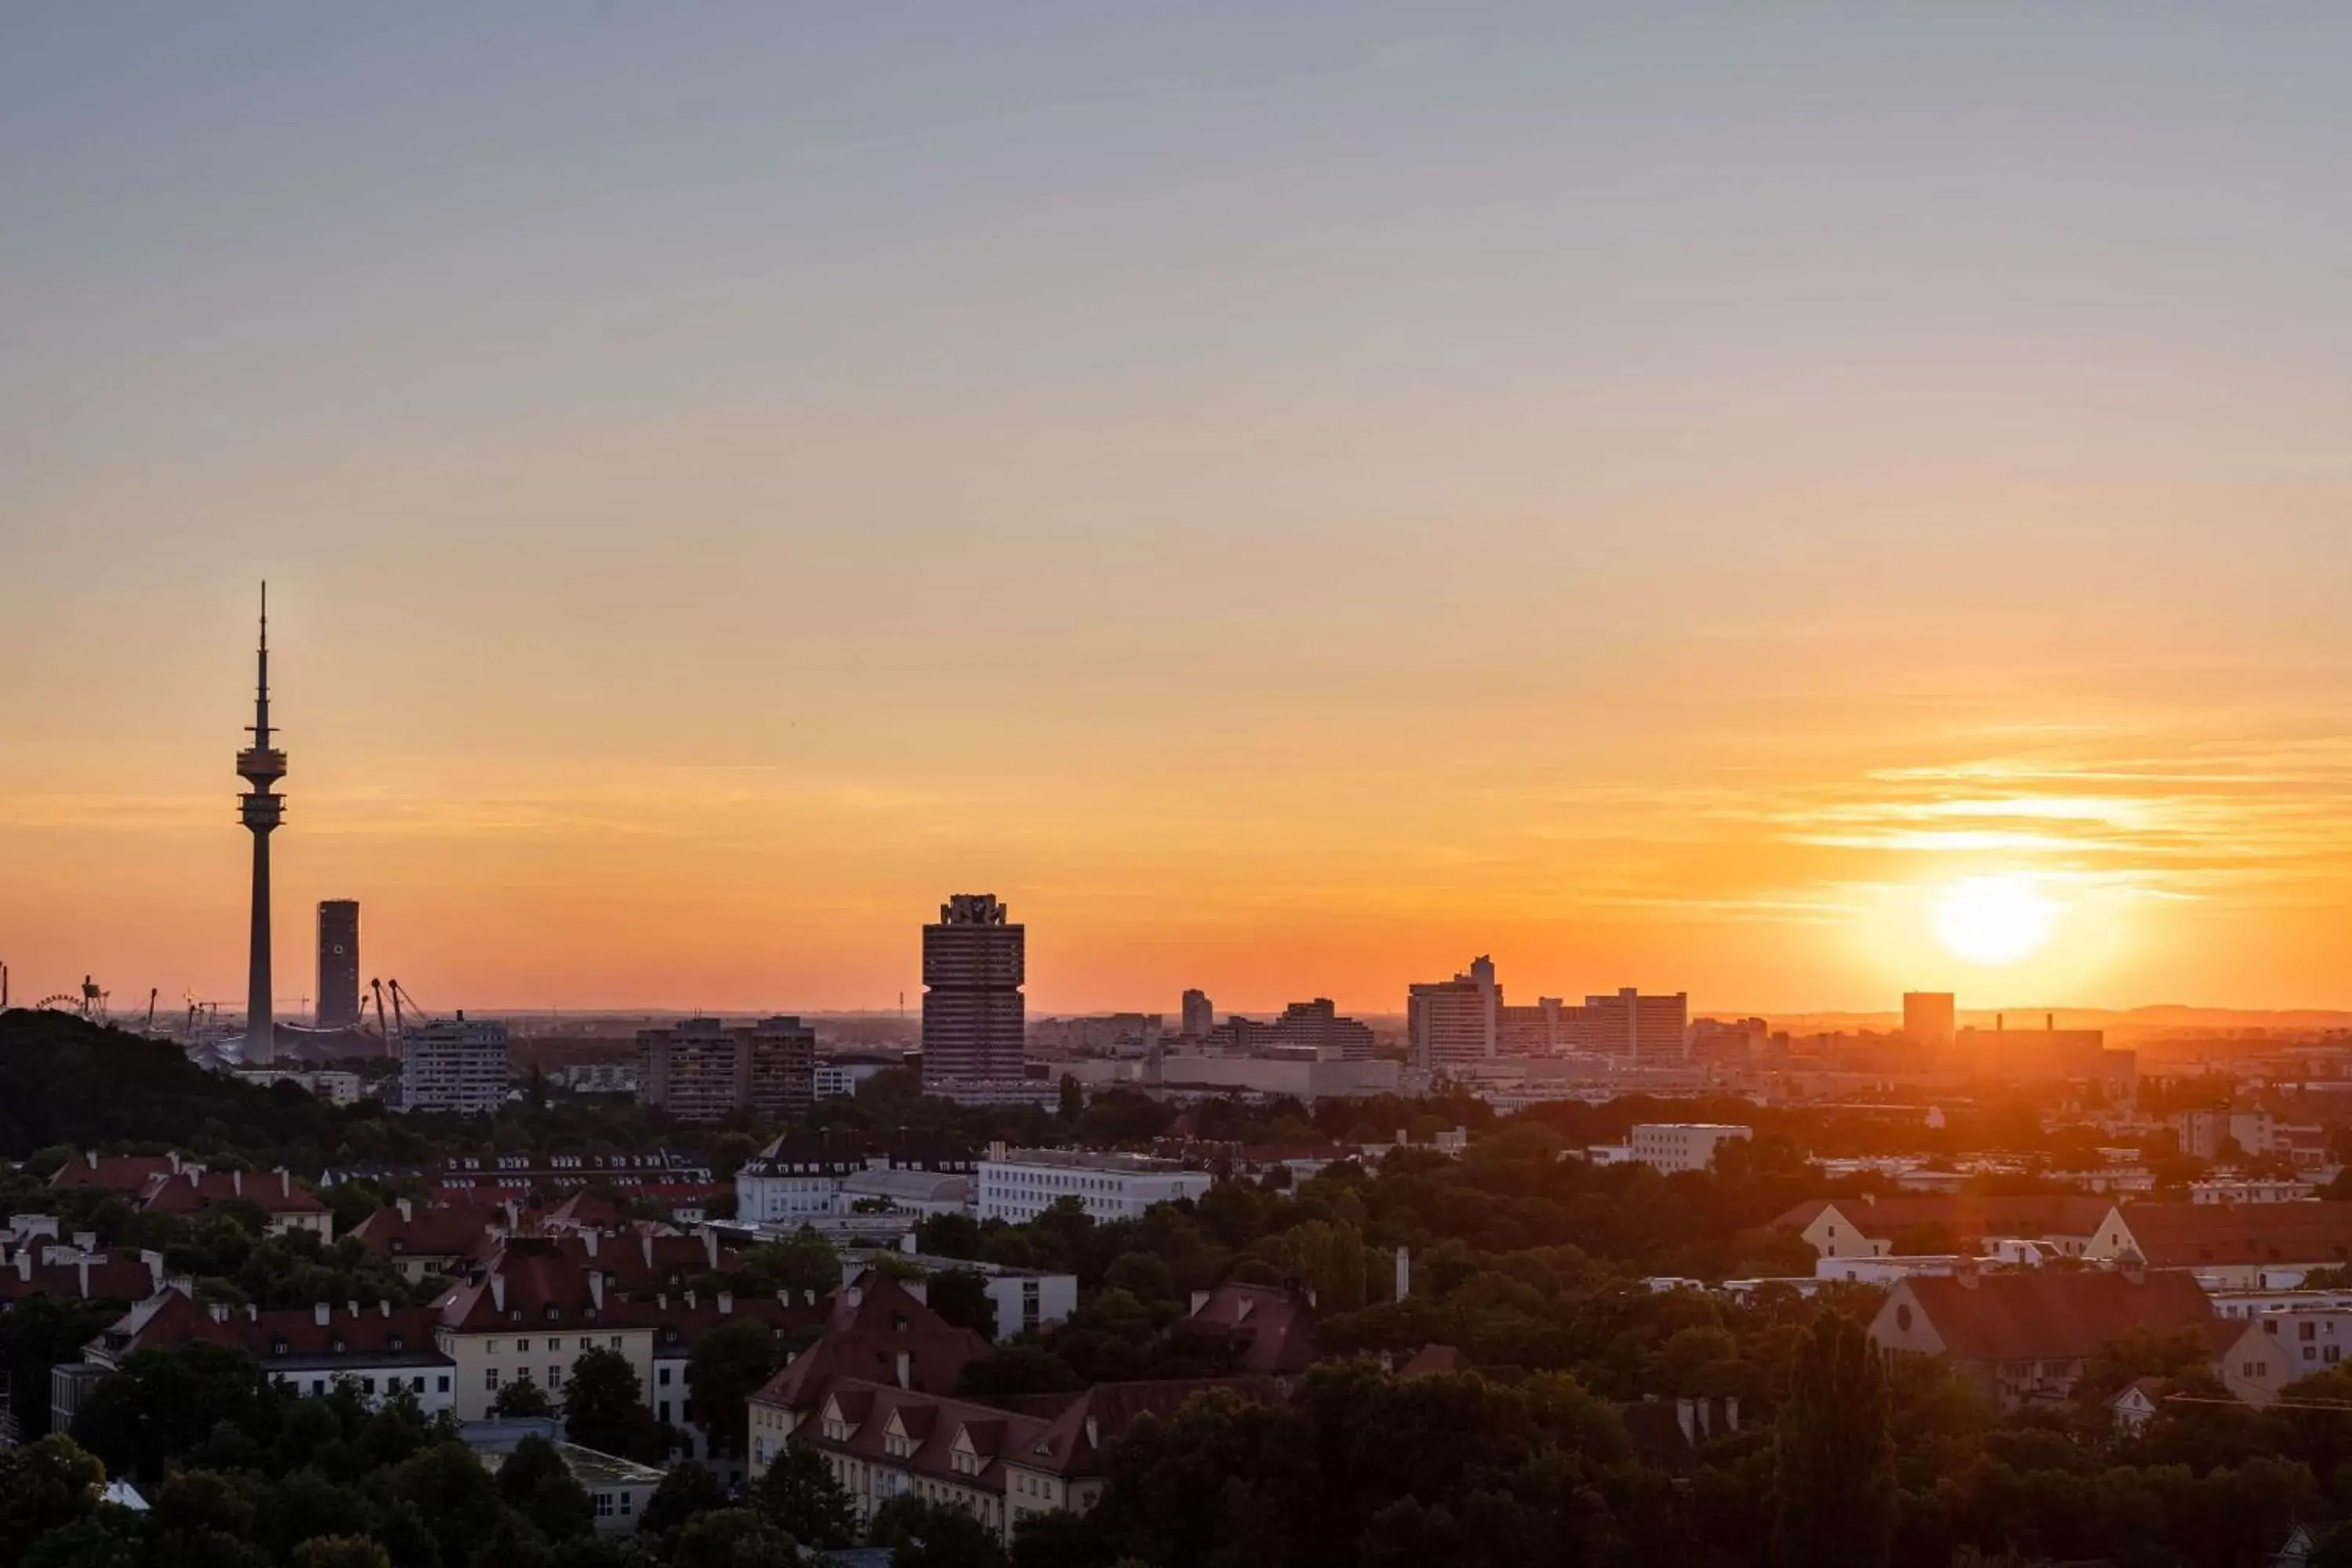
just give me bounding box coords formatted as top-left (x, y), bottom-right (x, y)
top-left (841, 1252), bottom-right (1079, 1341)
top-left (2222, 1308), bottom-right (2352, 1406)
top-left (401, 1014), bottom-right (510, 1116)
top-left (976, 1150), bottom-right (1211, 1223)
top-left (1409, 956), bottom-right (1497, 1070)
top-left (1628, 1123), bottom-right (1751, 1174)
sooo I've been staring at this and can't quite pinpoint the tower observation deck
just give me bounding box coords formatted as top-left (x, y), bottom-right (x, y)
top-left (237, 584), bottom-right (285, 1065)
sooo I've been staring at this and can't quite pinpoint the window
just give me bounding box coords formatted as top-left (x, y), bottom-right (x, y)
top-left (517, 1338), bottom-right (531, 1353)
top-left (548, 1337), bottom-right (562, 1352)
top-left (659, 1367), bottom-right (672, 1385)
top-left (486, 1368), bottom-right (502, 1390)
top-left (610, 1335), bottom-right (624, 1350)
top-left (594, 1494), bottom-right (615, 1519)
top-left (487, 1340), bottom-right (503, 1354)
top-left (548, 1367), bottom-right (562, 1387)
top-left (437, 1375), bottom-right (451, 1393)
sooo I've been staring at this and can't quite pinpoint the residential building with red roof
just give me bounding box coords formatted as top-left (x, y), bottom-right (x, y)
top-left (746, 1270), bottom-right (989, 1468)
top-left (1867, 1259), bottom-right (2216, 1408)
top-left (2087, 1203), bottom-right (2352, 1287)
top-left (1182, 1282), bottom-right (1319, 1377)
top-left (430, 1235), bottom-right (653, 1421)
top-left (135, 1166), bottom-right (334, 1241)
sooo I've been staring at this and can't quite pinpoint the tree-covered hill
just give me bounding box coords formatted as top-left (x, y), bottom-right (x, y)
top-left (0, 1009), bottom-right (357, 1165)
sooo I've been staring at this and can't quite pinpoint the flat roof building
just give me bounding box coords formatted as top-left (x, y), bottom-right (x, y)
top-left (923, 895), bottom-right (1027, 1102)
top-left (402, 1014), bottom-right (509, 1116)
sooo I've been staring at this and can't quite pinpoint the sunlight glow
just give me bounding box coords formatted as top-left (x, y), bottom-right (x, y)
top-left (1933, 873), bottom-right (2059, 967)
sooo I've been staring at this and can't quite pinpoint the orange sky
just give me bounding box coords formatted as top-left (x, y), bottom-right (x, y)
top-left (5, 11), bottom-right (2350, 1015)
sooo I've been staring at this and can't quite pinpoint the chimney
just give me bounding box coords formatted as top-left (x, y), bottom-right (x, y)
top-left (314, 1301), bottom-right (332, 1327)
top-left (804, 1288), bottom-right (816, 1306)
top-left (1084, 1415), bottom-right (1099, 1449)
top-left (1954, 1256), bottom-right (1981, 1290)
top-left (582, 1230), bottom-right (598, 1258)
top-left (641, 1233), bottom-right (654, 1271)
top-left (232, 1170), bottom-right (244, 1196)
top-left (1724, 1395), bottom-right (1740, 1432)
top-left (1190, 1290), bottom-right (1210, 1315)
top-left (702, 1228), bottom-right (720, 1269)
top-left (589, 1271), bottom-right (606, 1312)
top-left (165, 1151), bottom-right (180, 1174)
top-left (379, 1300), bottom-right (390, 1317)
top-left (347, 1300), bottom-right (359, 1319)
top-left (490, 1274), bottom-right (506, 1314)
top-left (1676, 1399), bottom-right (1697, 1449)
top-left (209, 1302), bottom-right (230, 1323)
top-left (74, 1257), bottom-right (91, 1298)
top-left (396, 1199), bottom-right (412, 1224)
top-left (2046, 1013), bottom-right (2055, 1033)
top-left (718, 1290), bottom-right (734, 1316)
top-left (684, 1290), bottom-right (698, 1311)
top-left (895, 1350), bottom-right (912, 1388)
top-left (244, 1303), bottom-right (258, 1321)
top-left (1395, 1247), bottom-right (1410, 1302)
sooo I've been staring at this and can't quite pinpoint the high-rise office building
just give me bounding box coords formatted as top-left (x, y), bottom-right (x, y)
top-left (1904, 992), bottom-right (1957, 1050)
top-left (234, 585), bottom-right (285, 1065)
top-left (1563, 989), bottom-right (1690, 1062)
top-left (1181, 989), bottom-right (1214, 1040)
top-left (401, 1014), bottom-right (510, 1116)
top-left (637, 1016), bottom-right (817, 1123)
top-left (316, 901), bottom-right (360, 1029)
top-left (1408, 956), bottom-right (1498, 1070)
top-left (923, 895), bottom-right (1027, 1102)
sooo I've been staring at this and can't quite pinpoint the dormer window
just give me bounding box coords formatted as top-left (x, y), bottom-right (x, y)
top-left (390, 1336), bottom-right (405, 1351)
top-left (271, 1338), bottom-right (289, 1356)
top-left (545, 1305), bottom-right (560, 1321)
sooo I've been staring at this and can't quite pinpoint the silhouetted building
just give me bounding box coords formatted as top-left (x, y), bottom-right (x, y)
top-left (1563, 989), bottom-right (1689, 1063)
top-left (235, 585), bottom-right (285, 1065)
top-left (923, 895), bottom-right (1027, 1102)
top-left (1409, 956), bottom-right (1497, 1069)
top-left (1269, 999), bottom-right (1374, 1059)
top-left (317, 901), bottom-right (360, 1029)
top-left (1497, 997), bottom-right (1566, 1054)
top-left (637, 1016), bottom-right (817, 1123)
top-left (1904, 992), bottom-right (1956, 1050)
top-left (1181, 989), bottom-right (1214, 1040)
top-left (402, 1014), bottom-right (509, 1116)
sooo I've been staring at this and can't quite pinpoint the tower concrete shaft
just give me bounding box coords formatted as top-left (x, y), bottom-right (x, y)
top-left (236, 584), bottom-right (285, 1065)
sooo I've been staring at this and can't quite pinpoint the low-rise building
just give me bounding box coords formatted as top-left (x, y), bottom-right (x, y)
top-left (1773, 1196), bottom-right (2115, 1261)
top-left (2220, 1308), bottom-right (2352, 1406)
top-left (735, 1134), bottom-right (978, 1226)
top-left (840, 1251), bottom-right (1076, 1341)
top-left (430, 1236), bottom-right (656, 1422)
top-left (976, 1149), bottom-right (1210, 1224)
top-left (1867, 1261), bottom-right (2216, 1408)
top-left (54, 1288), bottom-right (458, 1432)
top-left (1628, 1123), bottom-right (1750, 1174)
top-left (136, 1166), bottom-right (334, 1241)
top-left (2086, 1203), bottom-right (2352, 1288)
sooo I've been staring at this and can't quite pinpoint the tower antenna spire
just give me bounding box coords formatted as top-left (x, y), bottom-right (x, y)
top-left (236, 580), bottom-right (287, 1065)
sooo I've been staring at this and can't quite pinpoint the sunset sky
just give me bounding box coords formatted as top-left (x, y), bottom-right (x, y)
top-left (5, 6), bottom-right (2350, 1015)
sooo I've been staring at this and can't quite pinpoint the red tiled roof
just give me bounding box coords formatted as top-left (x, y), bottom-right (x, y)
top-left (2111, 1203), bottom-right (2352, 1268)
top-left (434, 1236), bottom-right (631, 1333)
top-left (0, 1252), bottom-right (162, 1303)
top-left (1185, 1283), bottom-right (1319, 1374)
top-left (137, 1167), bottom-right (328, 1217)
top-left (1772, 1194), bottom-right (2117, 1240)
top-left (49, 1154), bottom-right (180, 1194)
top-left (1895, 1270), bottom-right (2213, 1364)
top-left (1022, 1378), bottom-right (1275, 1472)
top-left (750, 1271), bottom-right (986, 1414)
top-left (351, 1203), bottom-right (502, 1264)
top-left (99, 1287), bottom-right (448, 1369)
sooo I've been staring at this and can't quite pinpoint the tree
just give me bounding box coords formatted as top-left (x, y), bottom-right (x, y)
top-left (924, 1269), bottom-right (999, 1341)
top-left (686, 1320), bottom-right (786, 1458)
top-left (0, 1293), bottom-right (118, 1440)
top-left (0, 1435), bottom-right (105, 1567)
top-left (70, 1342), bottom-right (270, 1486)
top-left (641, 1460), bottom-right (728, 1535)
top-left (497, 1433), bottom-right (594, 1543)
top-left (752, 1440), bottom-right (858, 1550)
top-left (392, 1441), bottom-right (509, 1568)
top-left (917, 1213), bottom-right (985, 1260)
top-left (1058, 1076), bottom-right (1083, 1121)
top-left (1772, 1313), bottom-right (1896, 1568)
top-left (871, 1496), bottom-right (1008, 1568)
top-left (564, 1346), bottom-right (673, 1463)
top-left (669, 1508), bottom-right (800, 1568)
top-left (490, 1376), bottom-right (558, 1420)
top-left (956, 1345), bottom-right (1082, 1401)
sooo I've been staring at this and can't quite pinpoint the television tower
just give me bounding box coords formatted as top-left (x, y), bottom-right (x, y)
top-left (237, 583), bottom-right (285, 1065)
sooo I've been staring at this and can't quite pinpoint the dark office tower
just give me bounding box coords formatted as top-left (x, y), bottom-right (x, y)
top-left (235, 585), bottom-right (285, 1065)
top-left (317, 901), bottom-right (360, 1029)
top-left (922, 894), bottom-right (1026, 1103)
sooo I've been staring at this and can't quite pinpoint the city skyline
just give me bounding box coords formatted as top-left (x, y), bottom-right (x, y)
top-left (7, 8), bottom-right (2352, 1014)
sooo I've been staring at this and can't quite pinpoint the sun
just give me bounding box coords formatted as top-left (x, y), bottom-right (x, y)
top-left (1933, 873), bottom-right (2058, 966)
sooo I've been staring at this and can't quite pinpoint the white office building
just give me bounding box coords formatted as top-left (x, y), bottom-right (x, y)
top-left (976, 1149), bottom-right (1212, 1223)
top-left (1628, 1123), bottom-right (1751, 1174)
top-left (401, 1014), bottom-right (510, 1116)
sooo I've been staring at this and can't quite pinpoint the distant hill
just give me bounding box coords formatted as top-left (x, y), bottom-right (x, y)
top-left (0, 1009), bottom-right (359, 1166)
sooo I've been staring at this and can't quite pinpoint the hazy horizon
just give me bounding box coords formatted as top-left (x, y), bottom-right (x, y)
top-left (7, 6), bottom-right (2351, 1014)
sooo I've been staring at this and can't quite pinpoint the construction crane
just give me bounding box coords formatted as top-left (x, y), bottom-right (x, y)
top-left (390, 978), bottom-right (435, 1029)
top-left (145, 988), bottom-right (158, 1033)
